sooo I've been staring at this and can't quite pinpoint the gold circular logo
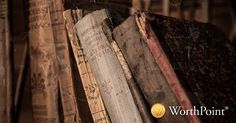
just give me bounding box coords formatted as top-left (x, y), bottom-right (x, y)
top-left (151, 103), bottom-right (166, 118)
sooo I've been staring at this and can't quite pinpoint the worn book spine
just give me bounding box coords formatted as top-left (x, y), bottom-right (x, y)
top-left (101, 20), bottom-right (154, 123)
top-left (111, 41), bottom-right (155, 123)
top-left (75, 9), bottom-right (142, 123)
top-left (147, 13), bottom-right (236, 123)
top-left (113, 16), bottom-right (190, 123)
top-left (0, 20), bottom-right (6, 123)
top-left (0, 0), bottom-right (7, 123)
top-left (63, 9), bottom-right (110, 123)
top-left (136, 13), bottom-right (201, 123)
top-left (0, 0), bottom-right (12, 123)
top-left (5, 5), bottom-right (12, 123)
top-left (47, 1), bottom-right (81, 123)
top-left (28, 0), bottom-right (60, 122)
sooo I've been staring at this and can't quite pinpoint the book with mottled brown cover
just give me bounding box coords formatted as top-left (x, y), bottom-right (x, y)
top-left (148, 13), bottom-right (236, 123)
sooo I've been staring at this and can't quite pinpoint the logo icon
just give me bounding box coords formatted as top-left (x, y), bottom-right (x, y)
top-left (151, 103), bottom-right (166, 118)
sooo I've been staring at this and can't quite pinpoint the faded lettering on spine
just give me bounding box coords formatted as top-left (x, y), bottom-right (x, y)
top-left (75, 9), bottom-right (142, 123)
top-left (102, 21), bottom-right (154, 123)
top-left (28, 0), bottom-right (59, 122)
top-left (48, 1), bottom-right (81, 122)
top-left (63, 9), bottom-right (110, 123)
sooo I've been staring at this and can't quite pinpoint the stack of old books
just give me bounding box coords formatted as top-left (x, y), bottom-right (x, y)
top-left (69, 9), bottom-right (236, 123)
top-left (24, 0), bottom-right (235, 123)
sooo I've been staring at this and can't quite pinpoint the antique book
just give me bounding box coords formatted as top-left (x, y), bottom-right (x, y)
top-left (75, 9), bottom-right (143, 123)
top-left (114, 12), bottom-right (236, 123)
top-left (0, 0), bottom-right (7, 123)
top-left (63, 9), bottom-right (110, 123)
top-left (143, 13), bottom-right (236, 123)
top-left (0, 0), bottom-right (12, 123)
top-left (135, 13), bottom-right (201, 123)
top-left (47, 1), bottom-right (81, 123)
top-left (113, 16), bottom-right (189, 123)
top-left (28, 0), bottom-right (59, 122)
top-left (101, 20), bottom-right (155, 123)
top-left (0, 18), bottom-right (6, 123)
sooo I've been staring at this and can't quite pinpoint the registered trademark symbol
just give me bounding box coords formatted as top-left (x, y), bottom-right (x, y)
top-left (225, 106), bottom-right (229, 110)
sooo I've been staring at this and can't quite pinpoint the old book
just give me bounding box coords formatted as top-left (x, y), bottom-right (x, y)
top-left (63, 9), bottom-right (110, 123)
top-left (136, 13), bottom-right (200, 123)
top-left (0, 19), bottom-right (6, 123)
top-left (145, 13), bottom-right (236, 123)
top-left (47, 1), bottom-right (81, 123)
top-left (101, 20), bottom-right (155, 123)
top-left (75, 9), bottom-right (142, 123)
top-left (0, 0), bottom-right (12, 123)
top-left (0, 0), bottom-right (7, 123)
top-left (28, 0), bottom-right (60, 122)
top-left (113, 16), bottom-right (189, 123)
